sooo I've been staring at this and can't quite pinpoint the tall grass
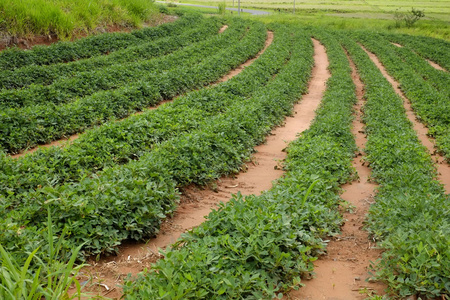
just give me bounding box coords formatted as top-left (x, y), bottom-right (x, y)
top-left (0, 0), bottom-right (160, 39)
top-left (0, 209), bottom-right (85, 299)
top-left (218, 1), bottom-right (226, 15)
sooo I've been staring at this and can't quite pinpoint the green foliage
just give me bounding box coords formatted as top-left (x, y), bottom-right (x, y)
top-left (0, 19), bottom-right (222, 107)
top-left (0, 20), bottom-right (265, 201)
top-left (403, 8), bottom-right (425, 28)
top-left (0, 20), bottom-right (284, 260)
top-left (355, 32), bottom-right (450, 162)
top-left (123, 26), bottom-right (358, 299)
top-left (0, 209), bottom-right (84, 299)
top-left (383, 32), bottom-right (450, 70)
top-left (218, 1), bottom-right (227, 15)
top-left (0, 19), bottom-right (267, 154)
top-left (0, 0), bottom-right (160, 40)
top-left (0, 16), bottom-right (216, 90)
top-left (342, 33), bottom-right (449, 299)
top-left (0, 13), bottom-right (204, 71)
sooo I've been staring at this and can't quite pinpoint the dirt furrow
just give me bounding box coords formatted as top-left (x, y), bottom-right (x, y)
top-left (11, 28), bottom-right (270, 159)
top-left (287, 52), bottom-right (386, 300)
top-left (426, 58), bottom-right (447, 72)
top-left (74, 38), bottom-right (329, 299)
top-left (361, 45), bottom-right (450, 192)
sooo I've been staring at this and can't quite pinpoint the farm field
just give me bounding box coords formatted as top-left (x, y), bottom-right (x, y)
top-left (178, 0), bottom-right (450, 14)
top-left (0, 4), bottom-right (449, 300)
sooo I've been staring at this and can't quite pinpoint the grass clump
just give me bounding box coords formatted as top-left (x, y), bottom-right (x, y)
top-left (0, 0), bottom-right (160, 39)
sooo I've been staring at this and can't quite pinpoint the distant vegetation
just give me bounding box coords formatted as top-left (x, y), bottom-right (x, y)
top-left (0, 0), bottom-right (160, 39)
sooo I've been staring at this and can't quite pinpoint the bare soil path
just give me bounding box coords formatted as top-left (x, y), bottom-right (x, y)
top-left (287, 53), bottom-right (386, 300)
top-left (10, 26), bottom-right (269, 159)
top-left (74, 38), bottom-right (329, 299)
top-left (361, 45), bottom-right (450, 192)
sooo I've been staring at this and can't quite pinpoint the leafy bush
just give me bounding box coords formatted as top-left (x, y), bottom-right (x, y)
top-left (393, 8), bottom-right (425, 28)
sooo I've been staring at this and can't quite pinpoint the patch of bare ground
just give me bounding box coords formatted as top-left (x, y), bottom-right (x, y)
top-left (10, 29), bottom-right (270, 159)
top-left (392, 42), bottom-right (403, 48)
top-left (287, 52), bottom-right (386, 300)
top-left (361, 45), bottom-right (450, 192)
top-left (218, 24), bottom-right (228, 33)
top-left (0, 14), bottom-right (177, 51)
top-left (71, 38), bottom-right (329, 299)
top-left (426, 59), bottom-right (447, 72)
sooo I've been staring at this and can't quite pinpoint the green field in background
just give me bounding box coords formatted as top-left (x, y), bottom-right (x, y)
top-left (171, 0), bottom-right (450, 21)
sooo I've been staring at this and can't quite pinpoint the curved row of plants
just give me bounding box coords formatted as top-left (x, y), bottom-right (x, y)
top-left (0, 19), bottom-right (282, 202)
top-left (0, 20), bottom-right (266, 154)
top-left (0, 23), bottom-right (298, 263)
top-left (355, 32), bottom-right (450, 162)
top-left (387, 40), bottom-right (449, 97)
top-left (0, 17), bottom-right (223, 91)
top-left (0, 18), bottom-right (225, 108)
top-left (122, 27), bottom-right (358, 299)
top-left (382, 32), bottom-right (449, 71)
top-left (342, 34), bottom-right (450, 299)
top-left (0, 20), bottom-right (267, 201)
top-left (0, 12), bottom-right (204, 71)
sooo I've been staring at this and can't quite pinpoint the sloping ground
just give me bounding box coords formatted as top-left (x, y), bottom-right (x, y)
top-left (1, 15), bottom-right (448, 300)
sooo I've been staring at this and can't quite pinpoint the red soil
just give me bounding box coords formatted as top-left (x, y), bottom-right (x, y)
top-left (71, 38), bottom-right (328, 299)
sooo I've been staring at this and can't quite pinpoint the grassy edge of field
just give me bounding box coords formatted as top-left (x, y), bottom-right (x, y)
top-left (159, 3), bottom-right (450, 40)
top-left (0, 0), bottom-right (165, 41)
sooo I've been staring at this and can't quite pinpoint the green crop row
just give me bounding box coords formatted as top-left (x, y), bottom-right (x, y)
top-left (0, 18), bottom-right (283, 205)
top-left (342, 34), bottom-right (450, 299)
top-left (382, 32), bottom-right (449, 71)
top-left (0, 18), bottom-right (222, 108)
top-left (122, 27), bottom-right (358, 299)
top-left (0, 17), bottom-right (222, 92)
top-left (0, 23), bottom-right (297, 263)
top-left (0, 13), bottom-right (204, 71)
top-left (355, 32), bottom-right (450, 162)
top-left (388, 41), bottom-right (449, 98)
top-left (0, 20), bottom-right (266, 154)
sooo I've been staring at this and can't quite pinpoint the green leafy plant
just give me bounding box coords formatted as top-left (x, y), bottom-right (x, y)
top-left (218, 1), bottom-right (226, 15)
top-left (0, 209), bottom-right (85, 299)
top-left (0, 20), bottom-right (282, 260)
